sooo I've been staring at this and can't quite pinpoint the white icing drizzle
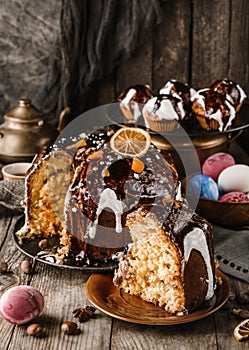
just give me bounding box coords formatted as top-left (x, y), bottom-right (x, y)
top-left (175, 181), bottom-right (183, 201)
top-left (87, 188), bottom-right (125, 239)
top-left (133, 101), bottom-right (141, 121)
top-left (121, 88), bottom-right (136, 105)
top-left (159, 81), bottom-right (175, 95)
top-left (160, 80), bottom-right (196, 100)
top-left (183, 227), bottom-right (214, 300)
top-left (120, 88), bottom-right (142, 121)
top-left (192, 89), bottom-right (236, 131)
top-left (143, 96), bottom-right (183, 121)
top-left (237, 84), bottom-right (247, 103)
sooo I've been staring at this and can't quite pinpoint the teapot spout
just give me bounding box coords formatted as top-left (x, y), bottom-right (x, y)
top-left (57, 107), bottom-right (71, 132)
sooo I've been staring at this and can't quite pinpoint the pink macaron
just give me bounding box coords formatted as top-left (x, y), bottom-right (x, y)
top-left (0, 285), bottom-right (44, 325)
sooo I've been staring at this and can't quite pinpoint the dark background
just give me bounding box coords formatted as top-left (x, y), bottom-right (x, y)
top-left (0, 0), bottom-right (248, 126)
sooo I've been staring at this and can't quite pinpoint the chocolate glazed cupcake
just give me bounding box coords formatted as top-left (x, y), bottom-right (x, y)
top-left (143, 94), bottom-right (185, 132)
top-left (118, 84), bottom-right (153, 122)
top-left (191, 88), bottom-right (236, 131)
top-left (210, 79), bottom-right (247, 112)
top-left (159, 79), bottom-right (196, 119)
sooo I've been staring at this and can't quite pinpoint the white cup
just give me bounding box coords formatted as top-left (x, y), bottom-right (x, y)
top-left (2, 162), bottom-right (31, 181)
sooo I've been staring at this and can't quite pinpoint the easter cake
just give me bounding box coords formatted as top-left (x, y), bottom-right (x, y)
top-left (17, 124), bottom-right (216, 315)
top-left (17, 125), bottom-right (179, 265)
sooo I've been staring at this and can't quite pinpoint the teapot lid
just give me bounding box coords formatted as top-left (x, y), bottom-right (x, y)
top-left (4, 99), bottom-right (46, 123)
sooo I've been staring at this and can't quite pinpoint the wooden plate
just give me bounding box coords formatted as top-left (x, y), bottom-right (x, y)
top-left (85, 270), bottom-right (230, 325)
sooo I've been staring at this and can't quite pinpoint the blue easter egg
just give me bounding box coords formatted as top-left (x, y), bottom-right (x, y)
top-left (188, 174), bottom-right (219, 200)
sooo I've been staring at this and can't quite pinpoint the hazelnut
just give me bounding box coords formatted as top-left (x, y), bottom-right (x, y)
top-left (20, 260), bottom-right (32, 274)
top-left (38, 239), bottom-right (48, 250)
top-left (0, 261), bottom-right (8, 273)
top-left (61, 321), bottom-right (78, 335)
top-left (27, 323), bottom-right (44, 337)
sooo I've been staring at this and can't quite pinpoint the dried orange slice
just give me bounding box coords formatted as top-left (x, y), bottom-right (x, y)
top-left (233, 319), bottom-right (249, 341)
top-left (110, 127), bottom-right (151, 158)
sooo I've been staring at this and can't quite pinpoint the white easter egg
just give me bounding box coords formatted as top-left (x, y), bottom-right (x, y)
top-left (218, 164), bottom-right (249, 193)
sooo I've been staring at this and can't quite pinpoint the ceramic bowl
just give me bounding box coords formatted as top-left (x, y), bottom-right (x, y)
top-left (182, 177), bottom-right (249, 228)
top-left (194, 197), bottom-right (249, 228)
top-left (2, 162), bottom-right (31, 181)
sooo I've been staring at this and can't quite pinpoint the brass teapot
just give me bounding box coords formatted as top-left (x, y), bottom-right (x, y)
top-left (0, 99), bottom-right (70, 163)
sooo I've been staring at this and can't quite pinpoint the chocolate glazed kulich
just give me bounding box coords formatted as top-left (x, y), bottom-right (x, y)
top-left (64, 126), bottom-right (179, 264)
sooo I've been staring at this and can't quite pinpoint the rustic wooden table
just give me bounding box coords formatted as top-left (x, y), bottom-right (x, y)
top-left (0, 216), bottom-right (248, 350)
top-left (0, 141), bottom-right (249, 350)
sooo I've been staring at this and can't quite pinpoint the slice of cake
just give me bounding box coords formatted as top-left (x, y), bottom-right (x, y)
top-left (113, 201), bottom-right (215, 314)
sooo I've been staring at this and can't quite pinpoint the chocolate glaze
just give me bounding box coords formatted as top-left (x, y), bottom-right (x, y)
top-left (210, 79), bottom-right (245, 108)
top-left (65, 125), bottom-right (179, 263)
top-left (153, 94), bottom-right (185, 121)
top-left (194, 89), bottom-right (234, 129)
top-left (118, 85), bottom-right (153, 104)
top-left (160, 80), bottom-right (194, 116)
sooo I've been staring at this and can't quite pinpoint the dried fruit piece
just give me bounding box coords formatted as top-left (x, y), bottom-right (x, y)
top-left (233, 319), bottom-right (249, 341)
top-left (110, 127), bottom-right (151, 158)
top-left (66, 139), bottom-right (87, 150)
top-left (87, 150), bottom-right (104, 160)
top-left (101, 166), bottom-right (110, 177)
top-left (131, 157), bottom-right (145, 173)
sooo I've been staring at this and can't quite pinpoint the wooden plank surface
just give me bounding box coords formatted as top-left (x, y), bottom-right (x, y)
top-left (0, 211), bottom-right (249, 349)
top-left (115, 29), bottom-right (153, 97)
top-left (191, 0), bottom-right (231, 89)
top-left (153, 0), bottom-right (191, 91)
top-left (228, 0), bottom-right (249, 94)
top-left (0, 216), bottom-right (112, 350)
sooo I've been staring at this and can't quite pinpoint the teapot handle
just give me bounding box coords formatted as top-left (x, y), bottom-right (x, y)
top-left (57, 107), bottom-right (71, 132)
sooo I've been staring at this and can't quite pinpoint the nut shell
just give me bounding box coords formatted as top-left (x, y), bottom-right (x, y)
top-left (27, 323), bottom-right (44, 337)
top-left (61, 321), bottom-right (78, 335)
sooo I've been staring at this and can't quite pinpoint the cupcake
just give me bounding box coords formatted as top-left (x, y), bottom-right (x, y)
top-left (159, 79), bottom-right (196, 118)
top-left (210, 79), bottom-right (247, 112)
top-left (118, 84), bottom-right (153, 122)
top-left (191, 88), bottom-right (236, 131)
top-left (142, 94), bottom-right (185, 132)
